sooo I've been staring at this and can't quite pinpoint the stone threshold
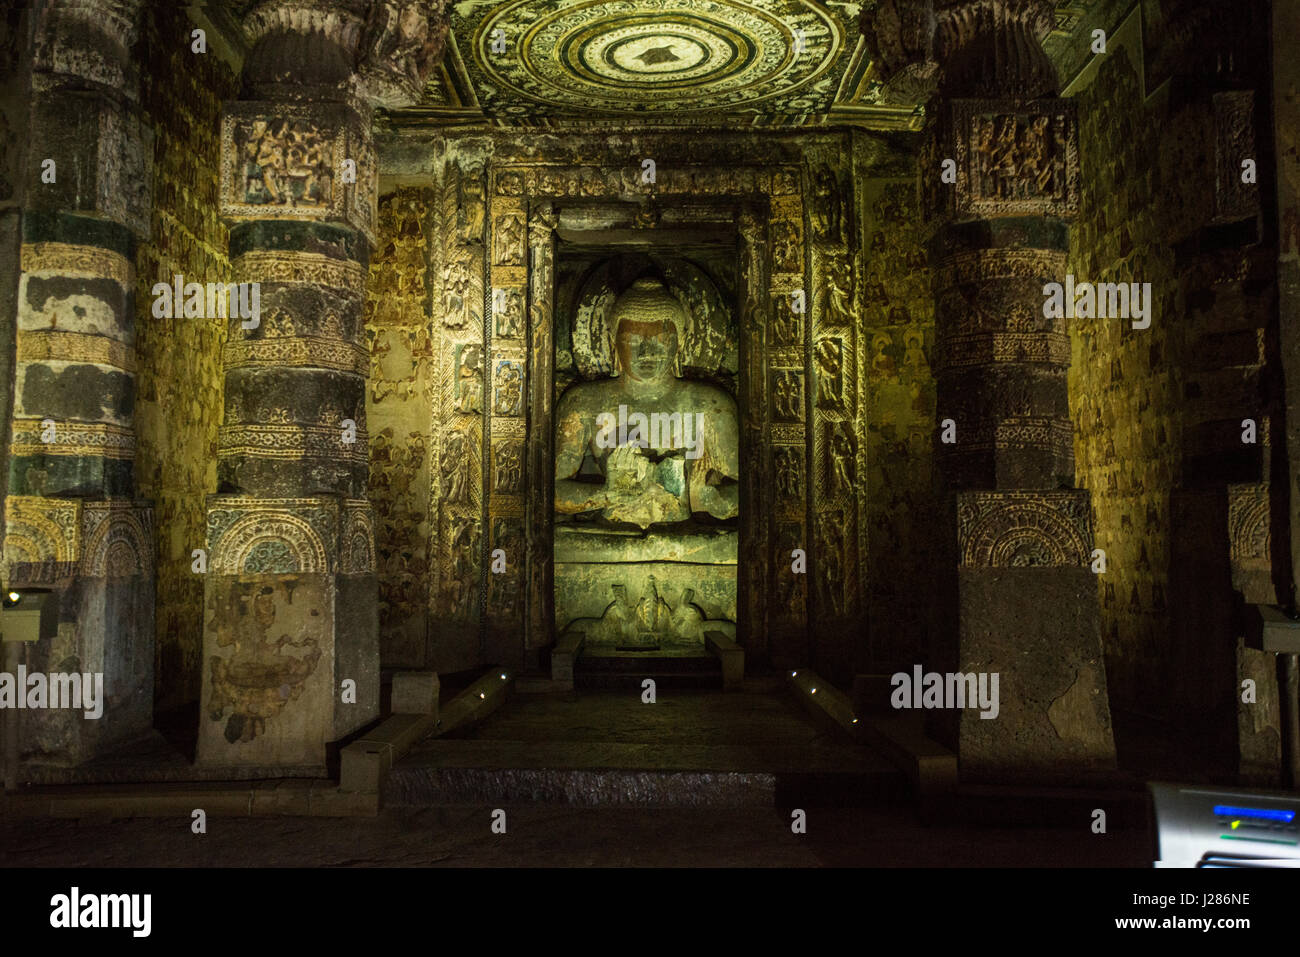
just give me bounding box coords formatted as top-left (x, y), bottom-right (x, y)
top-left (386, 741), bottom-right (909, 809)
top-left (15, 730), bottom-right (326, 787)
top-left (2, 779), bottom-right (379, 819)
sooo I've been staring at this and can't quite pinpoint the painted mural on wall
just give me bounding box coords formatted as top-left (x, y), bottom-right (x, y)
top-left (205, 577), bottom-right (327, 745)
top-left (858, 178), bottom-right (938, 671)
top-left (364, 189), bottom-right (435, 668)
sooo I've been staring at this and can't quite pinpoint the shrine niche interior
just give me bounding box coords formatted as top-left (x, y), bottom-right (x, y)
top-left (2, 0), bottom-right (1299, 835)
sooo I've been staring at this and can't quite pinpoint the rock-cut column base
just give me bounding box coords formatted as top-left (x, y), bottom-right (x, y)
top-left (942, 566), bottom-right (1117, 785)
top-left (3, 497), bottom-right (155, 767)
top-left (195, 495), bottom-right (378, 769)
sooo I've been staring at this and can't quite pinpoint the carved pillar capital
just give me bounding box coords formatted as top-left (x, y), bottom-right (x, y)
top-left (32, 0), bottom-right (147, 93)
top-left (861, 0), bottom-right (1057, 102)
top-left (933, 0), bottom-right (1057, 98)
top-left (354, 0), bottom-right (450, 109)
top-left (241, 0), bottom-right (449, 108)
top-left (241, 0), bottom-right (368, 99)
top-left (245, 0), bottom-right (369, 47)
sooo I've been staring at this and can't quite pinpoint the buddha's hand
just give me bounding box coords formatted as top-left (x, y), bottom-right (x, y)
top-left (604, 444), bottom-right (653, 497)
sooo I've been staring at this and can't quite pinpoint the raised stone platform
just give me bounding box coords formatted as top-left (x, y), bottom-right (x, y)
top-left (386, 689), bottom-right (907, 808)
top-left (554, 524), bottom-right (739, 644)
top-left (575, 646), bottom-right (722, 690)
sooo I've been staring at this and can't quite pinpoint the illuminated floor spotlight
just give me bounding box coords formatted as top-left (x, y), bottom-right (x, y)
top-left (1149, 782), bottom-right (1300, 868)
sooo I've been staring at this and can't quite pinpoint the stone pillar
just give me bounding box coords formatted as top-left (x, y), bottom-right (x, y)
top-left (197, 0), bottom-right (446, 767)
top-left (522, 202), bottom-right (556, 669)
top-left (869, 0), bottom-right (1116, 780)
top-left (1, 0), bottom-right (155, 766)
top-left (1273, 0), bottom-right (1300, 788)
top-left (736, 205), bottom-right (774, 664)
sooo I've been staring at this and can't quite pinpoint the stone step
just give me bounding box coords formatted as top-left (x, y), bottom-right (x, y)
top-left (2, 779), bottom-right (377, 819)
top-left (386, 740), bottom-right (909, 808)
top-left (575, 649), bottom-right (722, 689)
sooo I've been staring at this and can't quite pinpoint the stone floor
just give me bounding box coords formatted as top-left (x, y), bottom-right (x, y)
top-left (0, 804), bottom-right (1150, 867)
top-left (0, 687), bottom-right (1155, 866)
top-left (436, 687), bottom-right (888, 760)
top-left (389, 688), bottom-right (907, 807)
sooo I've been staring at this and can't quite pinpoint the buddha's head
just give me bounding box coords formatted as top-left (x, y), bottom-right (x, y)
top-left (610, 277), bottom-right (685, 385)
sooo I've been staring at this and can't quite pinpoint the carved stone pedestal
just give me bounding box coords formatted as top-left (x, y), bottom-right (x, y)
top-left (936, 491), bottom-right (1115, 782)
top-left (4, 497), bottom-right (154, 765)
top-left (1228, 483), bottom-right (1285, 785)
top-left (196, 495), bottom-right (377, 768)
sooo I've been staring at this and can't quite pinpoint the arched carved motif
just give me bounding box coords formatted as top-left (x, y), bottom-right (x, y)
top-left (211, 512), bottom-right (330, 575)
top-left (957, 491), bottom-right (1092, 567)
top-left (342, 504), bottom-right (376, 574)
top-left (82, 504), bottom-right (152, 577)
top-left (3, 496), bottom-right (80, 566)
top-left (1228, 483), bottom-right (1270, 564)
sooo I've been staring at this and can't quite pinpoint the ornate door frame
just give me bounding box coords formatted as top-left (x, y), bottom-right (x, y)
top-left (433, 157), bottom-right (856, 672)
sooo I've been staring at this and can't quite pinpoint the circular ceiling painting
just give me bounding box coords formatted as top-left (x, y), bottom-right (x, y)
top-left (474, 0), bottom-right (844, 117)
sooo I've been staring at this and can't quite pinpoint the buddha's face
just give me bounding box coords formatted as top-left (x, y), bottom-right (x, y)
top-left (615, 317), bottom-right (678, 384)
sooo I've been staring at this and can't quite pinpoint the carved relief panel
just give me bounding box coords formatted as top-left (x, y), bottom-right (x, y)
top-left (806, 144), bottom-right (861, 652)
top-left (766, 186), bottom-right (812, 656)
top-left (484, 183), bottom-right (529, 653)
top-left (923, 98), bottom-right (1079, 223)
top-left (430, 158), bottom-right (486, 649)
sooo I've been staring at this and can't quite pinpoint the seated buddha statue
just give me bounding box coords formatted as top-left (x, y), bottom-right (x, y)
top-left (553, 275), bottom-right (739, 646)
top-left (554, 276), bottom-right (739, 529)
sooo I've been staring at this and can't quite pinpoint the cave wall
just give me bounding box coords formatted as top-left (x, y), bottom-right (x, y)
top-left (854, 147), bottom-right (940, 674)
top-left (132, 5), bottom-right (238, 712)
top-left (1060, 0), bottom-right (1281, 741)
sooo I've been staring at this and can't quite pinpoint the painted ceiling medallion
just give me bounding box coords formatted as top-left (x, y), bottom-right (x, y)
top-left (473, 0), bottom-right (844, 117)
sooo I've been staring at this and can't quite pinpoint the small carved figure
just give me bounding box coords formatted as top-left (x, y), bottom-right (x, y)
top-left (817, 514), bottom-right (845, 616)
top-left (441, 431), bottom-right (469, 503)
top-left (494, 360), bottom-right (523, 416)
top-left (494, 288), bottom-right (524, 338)
top-left (812, 163), bottom-right (843, 243)
top-left (445, 520), bottom-right (480, 612)
top-left (775, 446), bottom-right (803, 502)
top-left (494, 213), bottom-right (526, 265)
top-left (829, 422), bottom-right (855, 494)
top-left (454, 344), bottom-right (482, 414)
top-left (442, 260), bottom-right (472, 328)
top-left (458, 170), bottom-right (485, 242)
top-left (815, 338), bottom-right (843, 407)
top-left (771, 219), bottom-right (800, 270)
top-left (823, 262), bottom-right (852, 322)
top-left (773, 298), bottom-right (802, 345)
top-left (774, 371), bottom-right (802, 420)
top-left (494, 442), bottom-right (522, 492)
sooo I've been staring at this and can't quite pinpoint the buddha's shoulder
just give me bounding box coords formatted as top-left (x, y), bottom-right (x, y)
top-left (557, 378), bottom-right (618, 412)
top-left (679, 380), bottom-right (737, 413)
